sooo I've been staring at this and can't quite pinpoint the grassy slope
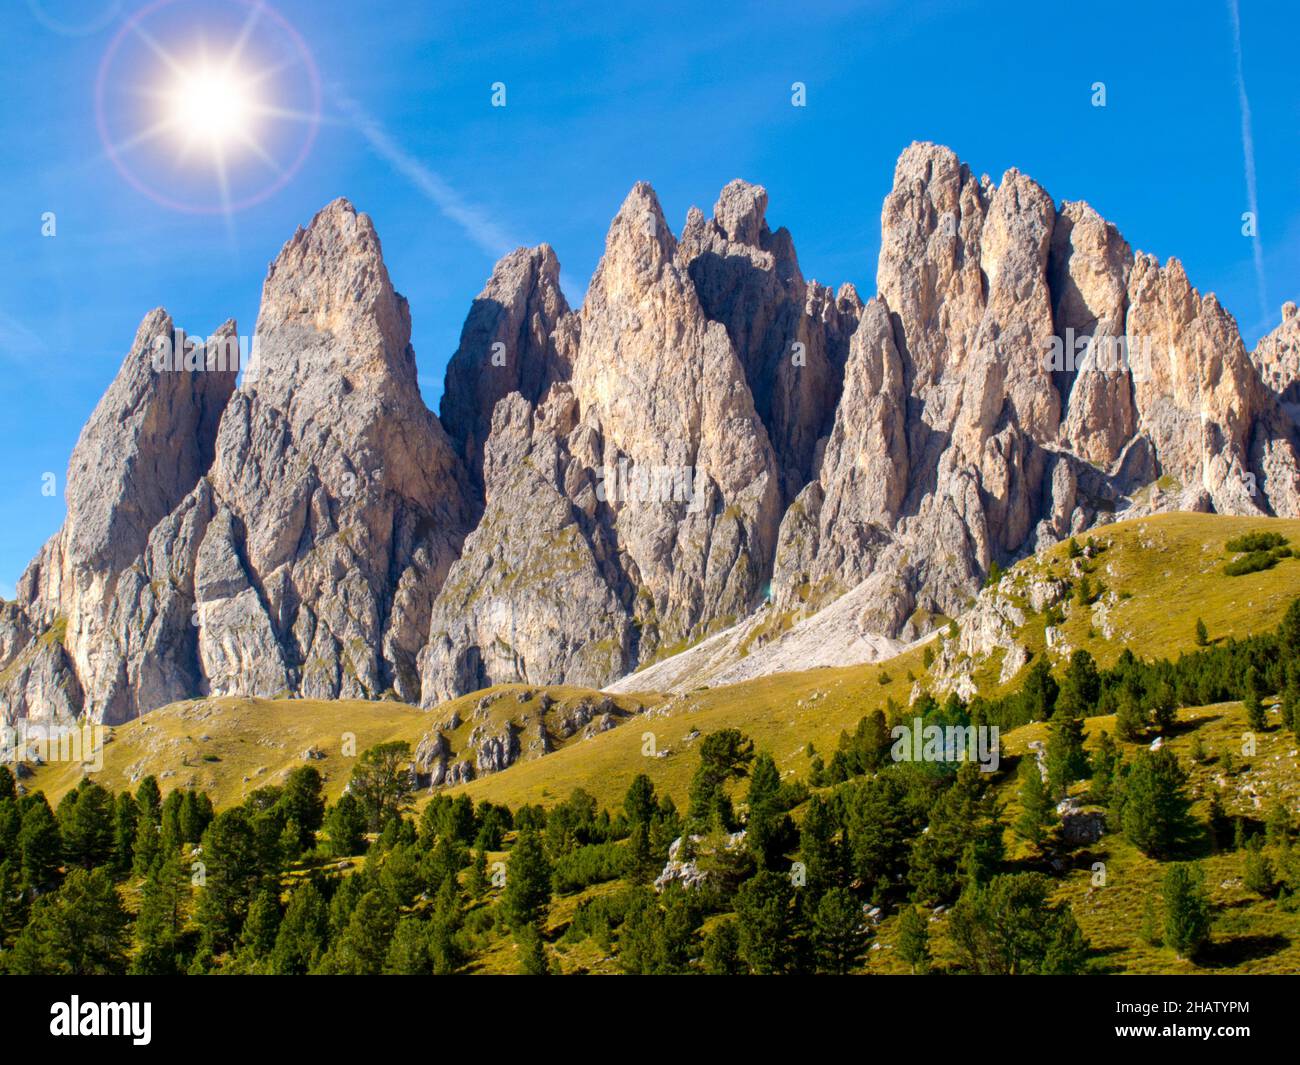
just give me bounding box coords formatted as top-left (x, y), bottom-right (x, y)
top-left (27, 686), bottom-right (655, 809)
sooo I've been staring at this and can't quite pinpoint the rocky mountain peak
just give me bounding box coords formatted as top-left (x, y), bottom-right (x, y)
top-left (246, 197), bottom-right (416, 410)
top-left (440, 242), bottom-right (571, 498)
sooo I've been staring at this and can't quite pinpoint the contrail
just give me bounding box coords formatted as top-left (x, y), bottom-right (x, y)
top-left (1227, 0), bottom-right (1268, 320)
top-left (335, 93), bottom-right (520, 260)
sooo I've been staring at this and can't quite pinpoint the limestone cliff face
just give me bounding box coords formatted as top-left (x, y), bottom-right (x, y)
top-left (767, 142), bottom-right (1300, 649)
top-left (680, 180), bottom-right (861, 502)
top-left (7, 145), bottom-right (1300, 723)
top-left (7, 311), bottom-right (236, 724)
top-left (438, 244), bottom-right (571, 501)
top-left (5, 201), bottom-right (472, 722)
top-left (202, 199), bottom-right (472, 704)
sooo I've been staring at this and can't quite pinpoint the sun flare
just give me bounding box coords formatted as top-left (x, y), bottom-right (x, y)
top-left (164, 61), bottom-right (257, 151)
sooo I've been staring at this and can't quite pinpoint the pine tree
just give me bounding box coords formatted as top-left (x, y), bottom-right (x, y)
top-left (744, 751), bottom-right (792, 869)
top-left (61, 782), bottom-right (115, 870)
top-left (700, 917), bottom-right (743, 975)
top-left (948, 873), bottom-right (1088, 974)
top-left (625, 820), bottom-right (656, 884)
top-left (1149, 682), bottom-right (1178, 735)
top-left (238, 888), bottom-right (283, 963)
top-left (130, 853), bottom-right (191, 975)
top-left (18, 798), bottom-right (62, 894)
top-left (112, 790), bottom-right (137, 876)
top-left (1195, 617), bottom-right (1208, 647)
top-left (428, 878), bottom-right (465, 975)
top-left (1162, 863), bottom-right (1210, 959)
top-left (811, 886), bottom-right (870, 974)
top-left (516, 921), bottom-right (551, 975)
top-left (466, 848), bottom-right (489, 899)
top-left (895, 904), bottom-right (930, 974)
top-left (1114, 689), bottom-right (1147, 742)
top-left (500, 827), bottom-right (551, 931)
top-left (323, 793), bottom-right (367, 858)
top-left (1244, 666), bottom-right (1266, 731)
top-left (623, 774), bottom-right (657, 827)
top-left (1114, 747), bottom-right (1193, 859)
top-left (1045, 704), bottom-right (1088, 799)
top-left (1019, 658), bottom-right (1060, 722)
top-left (1014, 756), bottom-right (1055, 849)
top-left (1056, 650), bottom-right (1101, 719)
top-left (269, 878), bottom-right (329, 975)
top-left (132, 776), bottom-right (163, 878)
top-left (734, 869), bottom-right (797, 974)
top-left (1244, 844), bottom-right (1276, 897)
top-left (0, 859), bottom-right (29, 949)
top-left (159, 790), bottom-right (185, 856)
top-left (1089, 731), bottom-right (1121, 805)
top-left (685, 729), bottom-right (754, 833)
top-left (347, 741), bottom-right (414, 831)
top-left (384, 917), bottom-right (432, 975)
top-left (278, 766), bottom-right (325, 852)
top-left (327, 890), bottom-right (396, 975)
top-left (5, 867), bottom-right (130, 975)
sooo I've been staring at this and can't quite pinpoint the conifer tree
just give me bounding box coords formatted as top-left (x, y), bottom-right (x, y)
top-left (700, 916), bottom-right (743, 975)
top-left (1244, 666), bottom-right (1266, 731)
top-left (811, 886), bottom-right (870, 974)
top-left (500, 827), bottom-right (551, 932)
top-left (895, 904), bottom-right (930, 974)
top-left (131, 853), bottom-right (191, 975)
top-left (112, 790), bottom-right (137, 875)
top-left (1114, 747), bottom-right (1193, 859)
top-left (1015, 756), bottom-right (1055, 849)
top-left (6, 867), bottom-right (129, 975)
top-left (1162, 862), bottom-right (1210, 959)
top-left (1045, 703), bottom-right (1089, 799)
top-left (18, 798), bottom-right (62, 894)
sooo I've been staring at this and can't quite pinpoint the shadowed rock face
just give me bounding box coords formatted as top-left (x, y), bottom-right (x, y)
top-left (7, 144), bottom-right (1300, 722)
top-left (439, 244), bottom-right (571, 505)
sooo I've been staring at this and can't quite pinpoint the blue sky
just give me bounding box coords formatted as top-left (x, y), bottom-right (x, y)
top-left (1, 0), bottom-right (1297, 597)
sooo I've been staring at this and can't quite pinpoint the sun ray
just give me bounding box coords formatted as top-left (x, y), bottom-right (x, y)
top-left (235, 128), bottom-right (284, 176)
top-left (128, 21), bottom-right (186, 80)
top-left (223, 0), bottom-right (267, 76)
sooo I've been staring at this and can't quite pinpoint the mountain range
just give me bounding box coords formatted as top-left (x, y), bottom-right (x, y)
top-left (4, 140), bottom-right (1300, 725)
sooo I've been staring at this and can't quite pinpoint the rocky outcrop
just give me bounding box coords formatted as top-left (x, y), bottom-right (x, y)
top-left (680, 180), bottom-right (861, 501)
top-left (8, 200), bottom-right (472, 722)
top-left (9, 311), bottom-right (237, 723)
top-left (439, 244), bottom-right (572, 499)
top-left (766, 142), bottom-right (1300, 655)
top-left (418, 387), bottom-right (631, 701)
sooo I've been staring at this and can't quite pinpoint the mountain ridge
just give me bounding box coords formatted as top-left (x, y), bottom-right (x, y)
top-left (4, 141), bottom-right (1300, 724)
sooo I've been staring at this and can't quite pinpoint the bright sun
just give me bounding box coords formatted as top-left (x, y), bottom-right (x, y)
top-left (165, 62), bottom-right (257, 150)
